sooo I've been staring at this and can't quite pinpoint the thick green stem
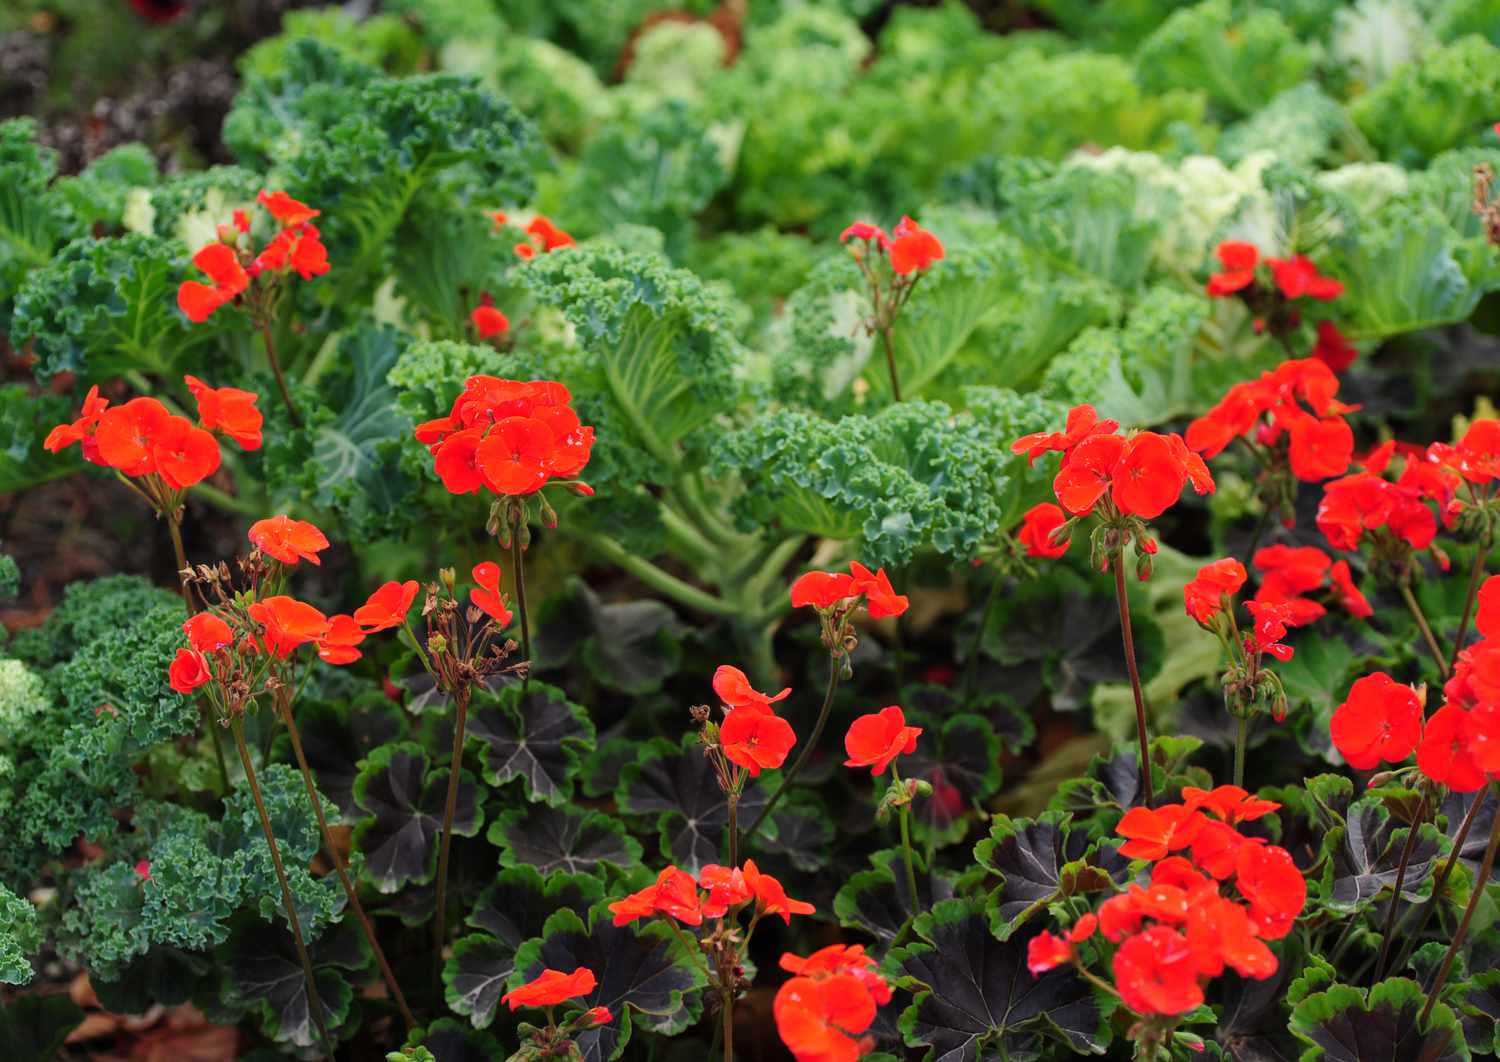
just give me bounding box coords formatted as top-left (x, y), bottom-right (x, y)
top-left (723, 988), bottom-right (734, 1062)
top-left (511, 514), bottom-right (531, 693)
top-left (1400, 579), bottom-right (1451, 678)
top-left (744, 655), bottom-right (840, 840)
top-left (432, 687), bottom-right (472, 990)
top-left (230, 718), bottom-right (331, 1055)
top-left (1451, 534), bottom-right (1490, 672)
top-left (727, 794), bottom-right (739, 869)
top-left (1421, 782), bottom-right (1500, 1025)
top-left (261, 322), bottom-right (301, 428)
top-left (279, 699), bottom-right (416, 1032)
top-left (568, 529), bottom-right (739, 618)
top-left (1375, 791), bottom-right (1429, 983)
top-left (1113, 550), bottom-right (1154, 808)
top-left (879, 326), bottom-right (903, 403)
top-left (1234, 714), bottom-right (1247, 790)
top-left (891, 793), bottom-right (920, 947)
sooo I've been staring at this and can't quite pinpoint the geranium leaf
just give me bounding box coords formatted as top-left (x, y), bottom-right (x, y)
top-left (617, 736), bottom-right (768, 874)
top-left (1318, 797), bottom-right (1442, 913)
top-left (1461, 970), bottom-right (1500, 1057)
top-left (488, 806), bottom-right (641, 878)
top-left (352, 742), bottom-right (482, 893)
top-left (222, 918), bottom-right (370, 1050)
top-left (759, 799), bottom-right (836, 873)
top-left (444, 866), bottom-right (603, 1029)
top-left (0, 994), bottom-right (85, 1060)
top-left (973, 813), bottom-right (1125, 940)
top-left (414, 1017), bottom-right (502, 1062)
top-left (273, 694), bottom-right (405, 819)
top-left (833, 848), bottom-right (956, 947)
top-left (902, 712), bottom-right (1002, 849)
top-left (1440, 790), bottom-right (1500, 895)
top-left (1211, 937), bottom-right (1308, 1061)
top-left (1289, 978), bottom-right (1466, 1062)
top-left (892, 897), bottom-right (1108, 1060)
top-left (534, 577), bottom-right (685, 695)
top-left (466, 682), bottom-right (595, 807)
top-left (511, 905), bottom-right (709, 1062)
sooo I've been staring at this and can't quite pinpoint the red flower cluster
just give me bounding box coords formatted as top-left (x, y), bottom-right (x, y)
top-left (843, 705), bottom-right (922, 776)
top-left (1205, 243), bottom-right (1346, 352)
top-left (1252, 545), bottom-right (1372, 621)
top-left (414, 376), bottom-right (594, 496)
top-left (177, 190), bottom-right (329, 322)
top-left (1029, 786), bottom-right (1305, 1018)
top-left (775, 945), bottom-right (892, 1062)
top-left (1183, 558), bottom-right (1247, 625)
top-left (513, 215), bottom-right (575, 260)
top-left (1012, 405), bottom-right (1213, 520)
top-left (713, 665), bottom-right (797, 776)
top-left (1430, 418), bottom-right (1500, 486)
top-left (44, 377), bottom-right (263, 495)
top-left (1186, 359), bottom-right (1356, 482)
top-left (502, 967), bottom-right (598, 1010)
top-left (609, 860), bottom-right (814, 927)
top-left (840, 216), bottom-right (945, 276)
top-left (470, 294), bottom-right (509, 340)
top-left (1018, 502), bottom-right (1071, 559)
top-left (789, 561), bottom-right (909, 618)
top-left (1316, 446), bottom-right (1460, 556)
top-left (248, 515), bottom-right (329, 566)
top-left (1330, 672), bottom-right (1424, 770)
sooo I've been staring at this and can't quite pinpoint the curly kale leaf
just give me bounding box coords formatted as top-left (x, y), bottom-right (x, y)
top-left (147, 165), bottom-right (262, 244)
top-left (237, 8), bottom-right (422, 80)
top-left (1135, 0), bottom-right (1316, 119)
top-left (0, 118), bottom-right (74, 326)
top-left (57, 862), bottom-right (151, 982)
top-left (11, 233), bottom-right (224, 382)
top-left (0, 555), bottom-right (16, 601)
top-left (0, 383), bottom-right (76, 494)
top-left (53, 144), bottom-right (157, 233)
top-left (1219, 84), bottom-right (1363, 170)
top-left (715, 399), bottom-right (1012, 566)
top-left (7, 574), bottom-right (179, 668)
top-left (519, 243), bottom-right (740, 470)
top-left (0, 884), bottom-right (39, 985)
top-left (1351, 35), bottom-right (1500, 164)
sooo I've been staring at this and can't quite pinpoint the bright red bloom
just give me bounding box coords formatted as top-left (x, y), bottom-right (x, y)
top-left (1317, 472), bottom-right (1438, 552)
top-left (849, 561), bottom-right (909, 618)
top-left (744, 859), bottom-right (815, 923)
top-left (1448, 420), bottom-right (1500, 484)
top-left (712, 665), bottom-right (791, 712)
top-left (581, 1005), bottom-right (612, 1027)
top-left (502, 967), bottom-right (597, 1010)
top-left (1313, 321), bottom-right (1358, 372)
top-left (1243, 599), bottom-right (1309, 661)
top-left (1186, 382), bottom-right (1263, 458)
top-left (1189, 819), bottom-right (1251, 880)
top-left (1183, 558), bottom-right (1247, 624)
top-left (471, 305), bottom-right (509, 338)
top-left (1186, 895), bottom-right (1276, 980)
top-left (1116, 804), bottom-right (1206, 862)
top-left (1477, 576), bottom-right (1500, 641)
top-left (1182, 785), bottom-right (1279, 825)
top-left (888, 216), bottom-right (944, 275)
top-left (1286, 414), bottom-right (1353, 481)
top-left (168, 648), bottom-right (211, 693)
top-left (789, 571), bottom-right (858, 610)
top-left (1326, 560), bottom-right (1372, 618)
top-left (42, 385), bottom-right (111, 465)
top-left (1234, 843), bottom-right (1305, 940)
top-left (257, 190), bottom-right (320, 227)
top-left (1417, 704), bottom-right (1489, 792)
top-left (607, 883), bottom-right (660, 926)
top-left (149, 415), bottom-right (221, 489)
top-left (1026, 914), bottom-right (1098, 974)
top-left (248, 596), bottom-right (331, 657)
top-left (1011, 404), bottom-right (1120, 466)
top-left (185, 375), bottom-right (263, 450)
top-left (432, 429), bottom-right (486, 494)
top-left (316, 614), bottom-right (365, 665)
top-left (1330, 673), bottom-right (1423, 770)
top-left (248, 515), bottom-right (330, 566)
top-left (1206, 241), bottom-right (1259, 297)
top-left (354, 580), bottom-right (420, 632)
top-left (774, 973), bottom-right (878, 1062)
top-left (779, 945), bottom-right (893, 1006)
top-left (184, 612), bottom-right (233, 654)
top-left (721, 708), bottom-right (797, 776)
top-left (475, 416), bottom-right (553, 494)
top-left (1268, 255), bottom-right (1343, 301)
top-left (178, 242), bottom-right (249, 322)
top-left (1114, 927), bottom-right (1204, 1016)
top-left (1053, 432), bottom-right (1128, 516)
top-left (514, 242), bottom-right (537, 260)
top-left (526, 216), bottom-right (575, 252)
top-left (95, 397), bottom-right (171, 475)
top-left (1018, 502), bottom-right (1071, 559)
top-left (699, 864), bottom-right (752, 917)
top-left (470, 562), bottom-right (513, 626)
top-left (843, 706), bottom-right (922, 776)
top-left (651, 866), bottom-right (705, 926)
top-left (1253, 545), bottom-right (1331, 607)
top-left (838, 221), bottom-right (889, 247)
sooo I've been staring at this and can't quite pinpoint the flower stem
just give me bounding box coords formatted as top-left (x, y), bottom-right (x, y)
top-left (1451, 533), bottom-right (1490, 672)
top-left (1420, 782), bottom-right (1500, 1025)
top-left (1233, 714), bottom-right (1248, 789)
top-left (890, 767), bottom-right (921, 948)
top-left (1113, 549), bottom-right (1154, 808)
top-left (278, 698), bottom-right (416, 1032)
top-left (166, 511), bottom-right (192, 602)
top-left (432, 686), bottom-right (472, 991)
top-left (1399, 578), bottom-right (1451, 678)
top-left (1395, 792), bottom-right (1488, 972)
top-left (230, 717), bottom-right (332, 1055)
top-left (510, 512), bottom-right (531, 692)
top-left (261, 322), bottom-right (301, 428)
top-left (744, 654), bottom-right (840, 841)
top-left (727, 794), bottom-right (739, 869)
top-left (1375, 791), bottom-right (1429, 983)
top-left (723, 987), bottom-right (735, 1062)
top-left (879, 326), bottom-right (903, 403)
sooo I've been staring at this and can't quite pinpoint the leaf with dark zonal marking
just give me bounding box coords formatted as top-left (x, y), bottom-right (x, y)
top-left (533, 576), bottom-right (686, 694)
top-left (222, 919), bottom-right (370, 1050)
top-left (1289, 978), bottom-right (1466, 1062)
top-left (511, 905), bottom-right (708, 1062)
top-left (0, 994), bottom-right (85, 1060)
top-left (758, 798), bottom-right (836, 873)
top-left (488, 805), bottom-right (641, 877)
top-left (352, 742), bottom-right (482, 893)
top-left (466, 682), bottom-right (595, 806)
top-left (973, 812), bottom-right (1126, 940)
top-left (272, 694), bottom-right (405, 818)
top-left (891, 897), bottom-right (1109, 1060)
top-left (833, 848), bottom-right (956, 947)
top-left (1210, 936), bottom-right (1307, 1061)
top-left (1318, 797), bottom-right (1441, 913)
top-left (617, 735), bottom-right (768, 874)
top-left (900, 712), bottom-right (1002, 849)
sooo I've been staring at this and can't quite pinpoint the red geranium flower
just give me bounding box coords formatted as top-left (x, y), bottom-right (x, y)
top-left (433, 429), bottom-right (486, 494)
top-left (248, 515), bottom-right (330, 566)
top-left (177, 242), bottom-right (249, 323)
top-left (779, 945), bottom-right (892, 1006)
top-left (150, 415), bottom-right (221, 490)
top-left (1182, 785), bottom-right (1279, 824)
top-left (790, 571), bottom-right (858, 610)
top-left (1113, 433), bottom-right (1191, 518)
top-left (1186, 895), bottom-right (1276, 979)
top-left (1477, 575), bottom-right (1500, 641)
top-left (1183, 558), bottom-right (1247, 624)
top-left (95, 397), bottom-right (171, 475)
top-left (1206, 241), bottom-right (1259, 297)
top-left (712, 665), bottom-right (790, 712)
top-left (1328, 560), bottom-right (1372, 618)
top-left (248, 596), bottom-right (331, 657)
top-left (1286, 414), bottom-right (1354, 481)
top-left (316, 614), bottom-right (365, 666)
top-left (168, 648), bottom-right (211, 694)
top-left (849, 561), bottom-right (909, 619)
top-left (42, 384), bottom-right (111, 465)
top-left (720, 708), bottom-right (797, 776)
top-left (699, 864), bottom-right (752, 917)
top-left (502, 967), bottom-right (597, 1011)
top-left (774, 973), bottom-right (878, 1062)
top-left (1026, 914), bottom-right (1098, 974)
top-left (887, 216), bottom-right (944, 275)
top-left (1268, 255), bottom-right (1343, 301)
top-left (257, 190), bottom-right (320, 227)
top-left (470, 561), bottom-right (513, 626)
top-left (1234, 843), bottom-right (1305, 940)
top-left (1011, 404), bottom-right (1119, 465)
top-left (839, 221), bottom-right (889, 247)
top-left (526, 216), bottom-right (575, 252)
top-left (1116, 804), bottom-right (1206, 861)
top-left (471, 305), bottom-right (509, 338)
top-left (353, 580), bottom-right (420, 632)
top-left (1330, 673), bottom-right (1423, 770)
top-left (1018, 502), bottom-right (1071, 559)
top-left (744, 859), bottom-right (815, 923)
top-left (1417, 704), bottom-right (1489, 792)
top-left (842, 706), bottom-right (922, 776)
top-left (1053, 432), bottom-right (1128, 516)
top-left (1114, 926), bottom-right (1204, 1016)
top-left (184, 612), bottom-right (233, 654)
top-left (1313, 320), bottom-right (1358, 372)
